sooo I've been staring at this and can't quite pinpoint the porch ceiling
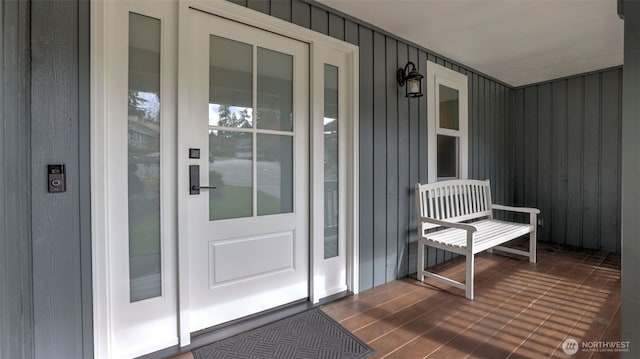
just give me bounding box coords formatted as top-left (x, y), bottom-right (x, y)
top-left (315, 0), bottom-right (623, 87)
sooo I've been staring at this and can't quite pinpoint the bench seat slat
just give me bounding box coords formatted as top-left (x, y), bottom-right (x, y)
top-left (424, 219), bottom-right (532, 253)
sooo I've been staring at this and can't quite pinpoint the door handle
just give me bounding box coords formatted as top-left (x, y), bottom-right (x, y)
top-left (189, 165), bottom-right (216, 195)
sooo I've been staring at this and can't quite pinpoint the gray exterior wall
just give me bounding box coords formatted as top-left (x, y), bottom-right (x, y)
top-left (227, 0), bottom-right (515, 291)
top-left (31, 0), bottom-right (93, 358)
top-left (513, 68), bottom-right (623, 253)
top-left (2, 2), bottom-right (94, 357)
top-left (31, 0), bottom-right (93, 356)
top-left (620, 0), bottom-right (640, 354)
top-left (0, 0), bottom-right (33, 358)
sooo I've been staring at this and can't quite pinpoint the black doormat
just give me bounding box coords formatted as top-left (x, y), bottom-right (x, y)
top-left (192, 308), bottom-right (375, 359)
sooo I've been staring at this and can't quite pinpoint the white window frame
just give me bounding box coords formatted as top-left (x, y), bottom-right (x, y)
top-left (426, 61), bottom-right (469, 183)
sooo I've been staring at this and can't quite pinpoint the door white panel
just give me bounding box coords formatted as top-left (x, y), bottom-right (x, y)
top-left (209, 231), bottom-right (295, 287)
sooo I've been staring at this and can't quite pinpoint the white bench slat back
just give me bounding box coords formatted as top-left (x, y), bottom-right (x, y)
top-left (416, 179), bottom-right (493, 231)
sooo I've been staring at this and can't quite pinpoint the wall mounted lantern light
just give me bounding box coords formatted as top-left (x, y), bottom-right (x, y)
top-left (397, 61), bottom-right (424, 98)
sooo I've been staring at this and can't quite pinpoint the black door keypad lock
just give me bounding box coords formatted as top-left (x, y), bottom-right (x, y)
top-left (48, 164), bottom-right (66, 193)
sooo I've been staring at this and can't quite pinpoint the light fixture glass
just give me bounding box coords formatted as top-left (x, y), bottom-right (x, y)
top-left (397, 61), bottom-right (424, 98)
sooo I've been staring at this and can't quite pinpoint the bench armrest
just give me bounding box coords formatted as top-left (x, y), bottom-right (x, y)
top-left (492, 204), bottom-right (540, 214)
top-left (419, 217), bottom-right (478, 233)
top-left (420, 217), bottom-right (477, 251)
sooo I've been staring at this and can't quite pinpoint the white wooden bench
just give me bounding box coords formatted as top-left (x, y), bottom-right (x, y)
top-left (415, 179), bottom-right (539, 299)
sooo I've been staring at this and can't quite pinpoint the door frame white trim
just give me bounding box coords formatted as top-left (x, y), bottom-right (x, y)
top-left (90, 1), bottom-right (111, 356)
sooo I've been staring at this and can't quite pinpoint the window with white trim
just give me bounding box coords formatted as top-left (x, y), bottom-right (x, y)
top-left (426, 61), bottom-right (469, 183)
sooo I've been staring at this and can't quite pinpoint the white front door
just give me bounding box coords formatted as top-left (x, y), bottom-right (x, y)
top-left (178, 8), bottom-right (310, 333)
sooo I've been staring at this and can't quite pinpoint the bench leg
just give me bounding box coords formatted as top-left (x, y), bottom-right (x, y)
top-left (529, 212), bottom-right (537, 263)
top-left (529, 231), bottom-right (537, 263)
top-left (465, 252), bottom-right (474, 300)
top-left (417, 238), bottom-right (425, 282)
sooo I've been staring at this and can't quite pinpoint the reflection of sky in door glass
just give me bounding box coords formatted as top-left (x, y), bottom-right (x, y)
top-left (135, 92), bottom-right (160, 121)
top-left (208, 103), bottom-right (253, 128)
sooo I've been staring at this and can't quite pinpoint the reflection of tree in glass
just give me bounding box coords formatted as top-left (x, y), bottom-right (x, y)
top-left (217, 104), bottom-right (251, 129)
top-left (129, 90), bottom-right (146, 117)
top-left (209, 105), bottom-right (252, 160)
top-left (128, 90), bottom-right (159, 122)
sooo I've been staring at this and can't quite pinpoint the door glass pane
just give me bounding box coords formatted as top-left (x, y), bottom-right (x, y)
top-left (209, 130), bottom-right (253, 220)
top-left (324, 65), bottom-right (339, 259)
top-left (128, 13), bottom-right (161, 302)
top-left (257, 134), bottom-right (293, 215)
top-left (209, 35), bottom-right (253, 128)
top-left (257, 48), bottom-right (293, 131)
top-left (439, 84), bottom-right (459, 130)
top-left (437, 135), bottom-right (458, 179)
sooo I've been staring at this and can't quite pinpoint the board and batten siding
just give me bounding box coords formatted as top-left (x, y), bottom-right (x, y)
top-left (30, 0), bottom-right (93, 357)
top-left (2, 0), bottom-right (93, 357)
top-left (512, 68), bottom-right (622, 253)
top-left (226, 0), bottom-right (515, 291)
top-left (0, 0), bottom-right (34, 358)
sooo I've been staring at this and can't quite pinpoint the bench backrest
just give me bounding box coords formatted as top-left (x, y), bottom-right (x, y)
top-left (416, 179), bottom-right (493, 231)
